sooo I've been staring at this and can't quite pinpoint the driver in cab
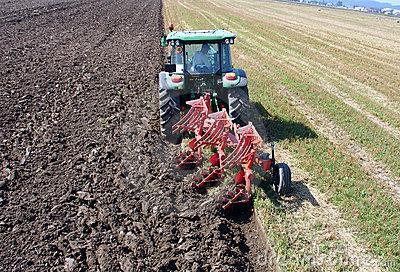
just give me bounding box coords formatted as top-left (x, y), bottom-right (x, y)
top-left (192, 43), bottom-right (211, 71)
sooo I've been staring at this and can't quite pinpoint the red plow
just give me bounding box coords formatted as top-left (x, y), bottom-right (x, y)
top-left (172, 94), bottom-right (292, 211)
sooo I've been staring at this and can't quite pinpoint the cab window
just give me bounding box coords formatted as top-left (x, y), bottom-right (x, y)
top-left (221, 43), bottom-right (232, 72)
top-left (184, 43), bottom-right (221, 74)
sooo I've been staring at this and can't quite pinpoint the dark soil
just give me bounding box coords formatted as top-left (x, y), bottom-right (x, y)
top-left (0, 0), bottom-right (272, 271)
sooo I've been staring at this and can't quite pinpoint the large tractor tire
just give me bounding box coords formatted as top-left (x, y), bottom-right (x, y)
top-left (228, 86), bottom-right (250, 125)
top-left (159, 88), bottom-right (181, 144)
top-left (272, 163), bottom-right (292, 196)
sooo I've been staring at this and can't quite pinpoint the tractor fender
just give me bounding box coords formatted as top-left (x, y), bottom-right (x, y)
top-left (223, 68), bottom-right (248, 88)
top-left (223, 75), bottom-right (247, 88)
top-left (159, 72), bottom-right (169, 90)
top-left (232, 68), bottom-right (247, 78)
top-left (233, 68), bottom-right (248, 88)
top-left (236, 76), bottom-right (248, 88)
top-left (159, 72), bottom-right (184, 90)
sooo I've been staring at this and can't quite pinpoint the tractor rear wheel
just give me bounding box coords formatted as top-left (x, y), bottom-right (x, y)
top-left (228, 86), bottom-right (250, 125)
top-left (159, 88), bottom-right (181, 144)
top-left (273, 163), bottom-right (292, 196)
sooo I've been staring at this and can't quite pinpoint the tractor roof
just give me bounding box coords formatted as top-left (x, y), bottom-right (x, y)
top-left (166, 29), bottom-right (236, 42)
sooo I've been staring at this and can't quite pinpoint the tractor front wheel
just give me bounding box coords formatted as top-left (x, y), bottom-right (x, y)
top-left (228, 87), bottom-right (250, 125)
top-left (273, 163), bottom-right (292, 196)
top-left (159, 88), bottom-right (181, 144)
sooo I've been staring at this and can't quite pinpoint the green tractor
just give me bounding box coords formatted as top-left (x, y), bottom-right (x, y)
top-left (159, 29), bottom-right (250, 142)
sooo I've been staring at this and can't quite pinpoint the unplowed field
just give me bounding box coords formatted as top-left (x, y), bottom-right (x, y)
top-left (0, 0), bottom-right (270, 271)
top-left (164, 0), bottom-right (400, 270)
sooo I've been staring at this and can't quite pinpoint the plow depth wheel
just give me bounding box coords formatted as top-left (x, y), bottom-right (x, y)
top-left (273, 163), bottom-right (292, 196)
top-left (159, 88), bottom-right (181, 144)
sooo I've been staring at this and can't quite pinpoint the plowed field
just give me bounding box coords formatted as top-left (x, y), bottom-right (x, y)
top-left (0, 0), bottom-right (270, 271)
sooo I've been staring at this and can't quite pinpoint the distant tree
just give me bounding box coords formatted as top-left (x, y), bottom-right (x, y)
top-left (336, 0), bottom-right (343, 6)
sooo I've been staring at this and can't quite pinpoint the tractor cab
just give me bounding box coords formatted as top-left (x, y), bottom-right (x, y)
top-left (161, 29), bottom-right (235, 76)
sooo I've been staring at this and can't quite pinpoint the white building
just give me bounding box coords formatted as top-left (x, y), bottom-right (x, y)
top-left (381, 8), bottom-right (393, 15)
top-left (354, 6), bottom-right (367, 12)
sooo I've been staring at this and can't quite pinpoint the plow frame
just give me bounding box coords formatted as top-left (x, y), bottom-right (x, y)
top-left (171, 94), bottom-right (291, 211)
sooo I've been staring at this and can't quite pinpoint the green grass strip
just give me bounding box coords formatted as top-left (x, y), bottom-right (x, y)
top-left (164, 0), bottom-right (400, 270)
